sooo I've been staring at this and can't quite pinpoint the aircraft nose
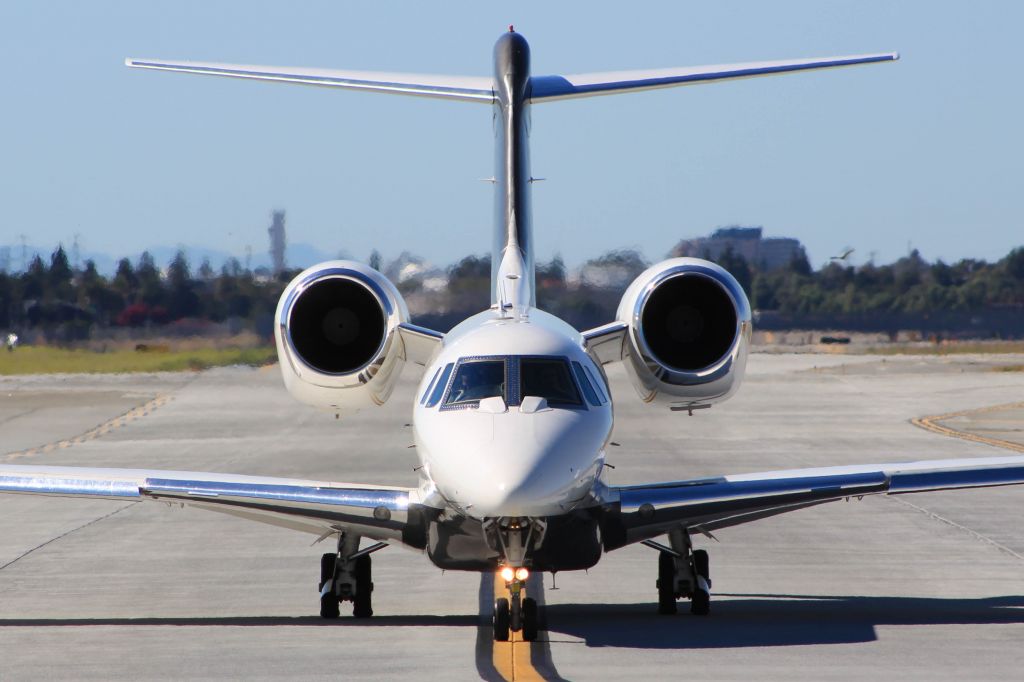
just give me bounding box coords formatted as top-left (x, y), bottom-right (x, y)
top-left (420, 405), bottom-right (610, 517)
top-left (456, 443), bottom-right (559, 516)
top-left (443, 417), bottom-right (599, 516)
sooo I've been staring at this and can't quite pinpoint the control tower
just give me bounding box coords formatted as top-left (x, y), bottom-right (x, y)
top-left (268, 210), bottom-right (286, 276)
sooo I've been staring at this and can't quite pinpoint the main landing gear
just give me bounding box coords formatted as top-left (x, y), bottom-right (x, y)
top-left (492, 566), bottom-right (539, 642)
top-left (654, 528), bottom-right (711, 616)
top-left (319, 532), bottom-right (385, 619)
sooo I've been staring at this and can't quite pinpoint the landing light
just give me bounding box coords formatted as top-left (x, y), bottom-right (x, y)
top-left (515, 567), bottom-right (530, 581)
top-left (500, 566), bottom-right (515, 582)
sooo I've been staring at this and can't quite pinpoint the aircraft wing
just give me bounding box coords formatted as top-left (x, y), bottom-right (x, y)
top-left (0, 464), bottom-right (430, 548)
top-left (530, 52), bottom-right (898, 102)
top-left (601, 454), bottom-right (1024, 550)
top-left (125, 59), bottom-right (494, 103)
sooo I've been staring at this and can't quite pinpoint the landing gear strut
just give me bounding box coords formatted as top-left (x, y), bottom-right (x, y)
top-left (655, 528), bottom-right (711, 616)
top-left (492, 567), bottom-right (539, 642)
top-left (318, 532), bottom-right (378, 619)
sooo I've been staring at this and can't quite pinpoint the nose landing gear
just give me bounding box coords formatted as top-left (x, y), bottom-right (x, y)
top-left (492, 567), bottom-right (539, 641)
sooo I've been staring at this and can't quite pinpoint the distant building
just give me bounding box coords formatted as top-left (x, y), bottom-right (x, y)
top-left (670, 225), bottom-right (805, 271)
top-left (268, 210), bottom-right (287, 276)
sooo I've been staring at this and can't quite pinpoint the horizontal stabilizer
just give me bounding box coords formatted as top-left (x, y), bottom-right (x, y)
top-left (530, 52), bottom-right (898, 102)
top-left (126, 59), bottom-right (494, 103)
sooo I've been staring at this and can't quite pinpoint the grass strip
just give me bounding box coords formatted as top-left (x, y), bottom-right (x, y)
top-left (0, 346), bottom-right (277, 375)
top-left (863, 341), bottom-right (1024, 356)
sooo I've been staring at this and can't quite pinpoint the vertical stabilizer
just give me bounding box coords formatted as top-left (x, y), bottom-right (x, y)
top-left (491, 30), bottom-right (536, 308)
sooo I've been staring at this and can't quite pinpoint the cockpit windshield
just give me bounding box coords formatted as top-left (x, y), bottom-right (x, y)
top-left (521, 358), bottom-right (582, 406)
top-left (443, 360), bottom-right (505, 406)
top-left (437, 355), bottom-right (590, 410)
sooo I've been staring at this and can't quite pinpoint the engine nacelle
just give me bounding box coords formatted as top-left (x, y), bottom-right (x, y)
top-left (274, 260), bottom-right (409, 413)
top-left (616, 258), bottom-right (751, 407)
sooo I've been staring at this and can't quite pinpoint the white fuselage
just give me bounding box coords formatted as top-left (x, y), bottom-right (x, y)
top-left (413, 308), bottom-right (613, 518)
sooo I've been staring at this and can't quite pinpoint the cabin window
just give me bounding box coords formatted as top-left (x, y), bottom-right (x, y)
top-left (520, 358), bottom-right (582, 407)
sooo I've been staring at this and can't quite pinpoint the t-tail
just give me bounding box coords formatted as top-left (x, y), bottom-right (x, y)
top-left (127, 29), bottom-right (897, 309)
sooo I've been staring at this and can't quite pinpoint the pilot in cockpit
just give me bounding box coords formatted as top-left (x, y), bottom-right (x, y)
top-left (448, 361), bottom-right (504, 404)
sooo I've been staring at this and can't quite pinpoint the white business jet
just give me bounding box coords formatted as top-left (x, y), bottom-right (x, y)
top-left (4, 30), bottom-right (1021, 643)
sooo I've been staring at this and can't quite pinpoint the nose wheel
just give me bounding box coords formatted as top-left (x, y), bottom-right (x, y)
top-left (492, 570), bottom-right (539, 641)
top-left (493, 597), bottom-right (511, 641)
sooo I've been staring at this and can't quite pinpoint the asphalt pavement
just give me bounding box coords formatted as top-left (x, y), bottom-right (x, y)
top-left (1, 353), bottom-right (1023, 681)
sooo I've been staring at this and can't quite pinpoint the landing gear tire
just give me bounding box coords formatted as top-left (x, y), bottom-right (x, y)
top-left (521, 597), bottom-right (539, 641)
top-left (691, 588), bottom-right (710, 616)
top-left (493, 597), bottom-right (511, 641)
top-left (691, 548), bottom-right (711, 615)
top-left (352, 554), bottom-right (373, 618)
top-left (657, 551), bottom-right (678, 615)
top-left (319, 552), bottom-right (340, 619)
top-left (693, 549), bottom-right (710, 586)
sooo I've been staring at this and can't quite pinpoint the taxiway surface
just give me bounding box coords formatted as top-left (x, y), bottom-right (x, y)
top-left (1, 353), bottom-right (1023, 681)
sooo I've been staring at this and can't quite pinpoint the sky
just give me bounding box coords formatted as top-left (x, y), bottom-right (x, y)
top-left (1, 1), bottom-right (1022, 272)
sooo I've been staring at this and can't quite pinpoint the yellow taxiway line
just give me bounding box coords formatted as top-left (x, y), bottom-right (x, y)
top-left (3, 394), bottom-right (173, 462)
top-left (912, 401), bottom-right (1024, 454)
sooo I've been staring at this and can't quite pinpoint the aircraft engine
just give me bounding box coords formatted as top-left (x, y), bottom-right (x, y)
top-left (616, 258), bottom-right (751, 408)
top-left (274, 260), bottom-right (409, 413)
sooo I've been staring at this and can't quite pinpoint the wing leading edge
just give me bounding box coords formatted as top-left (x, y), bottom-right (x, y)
top-left (530, 52), bottom-right (898, 102)
top-left (125, 59), bottom-right (495, 103)
top-left (601, 454), bottom-right (1024, 550)
top-left (0, 465), bottom-right (429, 547)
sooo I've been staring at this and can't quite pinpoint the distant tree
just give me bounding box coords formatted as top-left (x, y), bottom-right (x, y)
top-left (536, 254), bottom-right (566, 286)
top-left (22, 255), bottom-right (47, 299)
top-left (49, 246), bottom-right (74, 298)
top-left (447, 254), bottom-right (491, 310)
top-left (713, 246), bottom-right (752, 298)
top-left (1003, 247), bottom-right (1024, 281)
top-left (167, 250), bottom-right (191, 288)
top-left (166, 250), bottom-right (199, 319)
top-left (133, 252), bottom-right (163, 306)
top-left (78, 259), bottom-right (121, 326)
top-left (787, 250), bottom-right (812, 277)
top-left (113, 258), bottom-right (138, 297)
top-left (198, 258), bottom-right (215, 281)
top-left (448, 254), bottom-right (491, 280)
top-left (222, 258), bottom-right (244, 278)
top-left (369, 249), bottom-right (383, 271)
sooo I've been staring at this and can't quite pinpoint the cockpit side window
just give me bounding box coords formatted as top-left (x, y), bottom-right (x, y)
top-left (584, 365), bottom-right (609, 404)
top-left (420, 366), bottom-right (443, 405)
top-left (424, 363), bottom-right (454, 408)
top-left (444, 360), bottom-right (506, 406)
top-left (572, 361), bottom-right (602, 407)
top-left (521, 358), bottom-right (582, 407)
